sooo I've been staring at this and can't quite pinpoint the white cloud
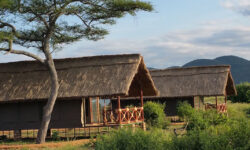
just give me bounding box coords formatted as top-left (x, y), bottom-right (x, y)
top-left (221, 0), bottom-right (250, 15)
top-left (52, 23), bottom-right (250, 68)
top-left (1, 19), bottom-right (250, 69)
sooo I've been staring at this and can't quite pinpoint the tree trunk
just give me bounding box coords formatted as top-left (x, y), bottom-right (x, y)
top-left (36, 58), bottom-right (59, 144)
top-left (36, 37), bottom-right (59, 143)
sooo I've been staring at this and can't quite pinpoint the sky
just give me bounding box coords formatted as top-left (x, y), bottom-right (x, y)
top-left (1, 0), bottom-right (250, 68)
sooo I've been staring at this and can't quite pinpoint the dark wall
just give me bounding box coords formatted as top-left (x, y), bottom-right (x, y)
top-left (0, 100), bottom-right (83, 130)
top-left (114, 97), bottom-right (194, 116)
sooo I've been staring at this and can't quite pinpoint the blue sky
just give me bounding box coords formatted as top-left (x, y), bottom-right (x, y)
top-left (1, 0), bottom-right (250, 68)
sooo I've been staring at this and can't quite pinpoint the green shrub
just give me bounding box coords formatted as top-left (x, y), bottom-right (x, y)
top-left (144, 101), bottom-right (168, 128)
top-left (95, 103), bottom-right (250, 150)
top-left (167, 119), bottom-right (250, 150)
top-left (176, 101), bottom-right (196, 122)
top-left (177, 102), bottom-right (227, 130)
top-left (230, 82), bottom-right (250, 103)
top-left (52, 130), bottom-right (60, 141)
top-left (95, 116), bottom-right (249, 150)
top-left (95, 128), bottom-right (168, 150)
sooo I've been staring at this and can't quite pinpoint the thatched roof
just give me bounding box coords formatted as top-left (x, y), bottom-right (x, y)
top-left (150, 66), bottom-right (237, 97)
top-left (0, 54), bottom-right (158, 102)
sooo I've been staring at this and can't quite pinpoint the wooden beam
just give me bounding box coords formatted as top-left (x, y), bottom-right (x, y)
top-left (193, 97), bottom-right (195, 109)
top-left (216, 96), bottom-right (218, 109)
top-left (81, 98), bottom-right (86, 127)
top-left (103, 99), bottom-right (106, 125)
top-left (89, 98), bottom-right (93, 124)
top-left (117, 96), bottom-right (121, 124)
top-left (140, 90), bottom-right (144, 107)
top-left (140, 90), bottom-right (144, 121)
top-left (97, 97), bottom-right (100, 123)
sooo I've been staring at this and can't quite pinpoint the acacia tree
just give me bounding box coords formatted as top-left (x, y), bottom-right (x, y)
top-left (0, 0), bottom-right (153, 144)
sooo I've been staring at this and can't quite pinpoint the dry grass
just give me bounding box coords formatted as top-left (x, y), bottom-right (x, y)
top-left (0, 139), bottom-right (91, 150)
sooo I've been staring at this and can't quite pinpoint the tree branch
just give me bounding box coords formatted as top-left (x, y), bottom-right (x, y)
top-left (0, 21), bottom-right (17, 35)
top-left (30, 9), bottom-right (50, 30)
top-left (0, 48), bottom-right (45, 64)
top-left (74, 13), bottom-right (90, 28)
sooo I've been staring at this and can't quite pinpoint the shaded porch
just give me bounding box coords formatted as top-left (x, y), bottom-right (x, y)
top-left (84, 90), bottom-right (145, 127)
top-left (205, 96), bottom-right (228, 113)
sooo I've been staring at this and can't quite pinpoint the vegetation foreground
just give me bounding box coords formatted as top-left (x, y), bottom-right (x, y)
top-left (0, 102), bottom-right (249, 150)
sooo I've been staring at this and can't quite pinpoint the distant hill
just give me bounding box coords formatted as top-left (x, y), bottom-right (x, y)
top-left (147, 67), bottom-right (157, 70)
top-left (183, 55), bottom-right (250, 84)
top-left (167, 66), bottom-right (181, 69)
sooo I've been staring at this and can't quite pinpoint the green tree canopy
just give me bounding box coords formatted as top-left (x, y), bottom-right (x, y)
top-left (230, 82), bottom-right (250, 103)
top-left (0, 0), bottom-right (153, 143)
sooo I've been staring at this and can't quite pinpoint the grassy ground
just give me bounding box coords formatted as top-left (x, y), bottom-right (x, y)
top-left (227, 101), bottom-right (250, 119)
top-left (0, 139), bottom-right (92, 150)
top-left (42, 144), bottom-right (93, 150)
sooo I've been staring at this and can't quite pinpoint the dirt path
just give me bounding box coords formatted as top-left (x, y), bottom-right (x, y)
top-left (0, 139), bottom-right (90, 149)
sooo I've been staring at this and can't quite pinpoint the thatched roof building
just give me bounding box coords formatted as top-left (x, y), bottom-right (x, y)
top-left (0, 54), bottom-right (158, 102)
top-left (150, 65), bottom-right (237, 98)
top-left (118, 65), bottom-right (237, 117)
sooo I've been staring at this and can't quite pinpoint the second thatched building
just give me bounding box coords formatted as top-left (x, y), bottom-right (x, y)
top-left (120, 65), bottom-right (237, 116)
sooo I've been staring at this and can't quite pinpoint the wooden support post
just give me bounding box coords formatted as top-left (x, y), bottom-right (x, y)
top-left (132, 124), bottom-right (136, 133)
top-left (81, 98), bottom-right (86, 127)
top-left (89, 98), bottom-right (93, 124)
top-left (89, 127), bottom-right (90, 137)
top-left (135, 107), bottom-right (138, 121)
top-left (97, 97), bottom-right (100, 123)
top-left (193, 96), bottom-right (195, 109)
top-left (141, 122), bottom-right (146, 131)
top-left (140, 90), bottom-right (144, 121)
top-left (118, 96), bottom-right (122, 124)
top-left (216, 96), bottom-right (218, 109)
top-left (140, 90), bottom-right (144, 107)
top-left (103, 99), bottom-right (106, 125)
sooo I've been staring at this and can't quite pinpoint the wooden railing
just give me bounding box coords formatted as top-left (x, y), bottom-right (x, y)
top-left (205, 103), bottom-right (227, 113)
top-left (217, 103), bottom-right (227, 113)
top-left (103, 107), bottom-right (144, 125)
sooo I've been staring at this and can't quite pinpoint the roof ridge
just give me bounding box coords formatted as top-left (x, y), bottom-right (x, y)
top-left (0, 62), bottom-right (138, 73)
top-left (150, 65), bottom-right (231, 72)
top-left (152, 70), bottom-right (229, 77)
top-left (0, 53), bottom-right (141, 65)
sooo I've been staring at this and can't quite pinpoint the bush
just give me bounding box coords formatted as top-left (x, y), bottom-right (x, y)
top-left (95, 128), bottom-right (169, 150)
top-left (230, 82), bottom-right (250, 103)
top-left (177, 102), bottom-right (227, 130)
top-left (167, 119), bottom-right (250, 150)
top-left (52, 130), bottom-right (60, 141)
top-left (95, 102), bottom-right (250, 150)
top-left (144, 101), bottom-right (169, 128)
top-left (95, 118), bottom-right (250, 150)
